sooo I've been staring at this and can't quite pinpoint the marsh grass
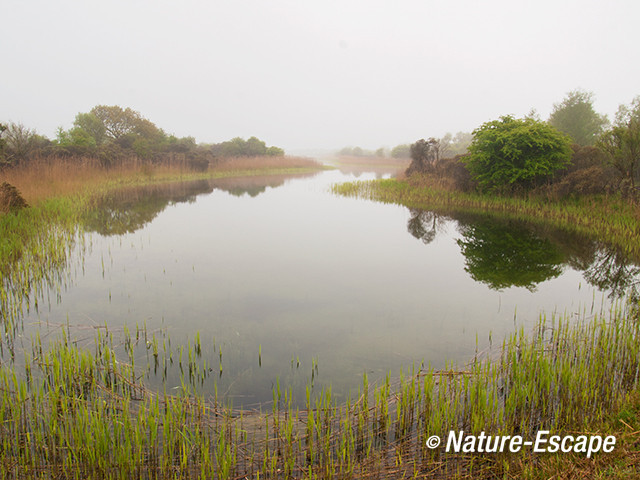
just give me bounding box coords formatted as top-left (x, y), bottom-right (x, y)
top-left (0, 302), bottom-right (639, 479)
top-left (333, 177), bottom-right (640, 261)
top-left (1, 156), bottom-right (325, 207)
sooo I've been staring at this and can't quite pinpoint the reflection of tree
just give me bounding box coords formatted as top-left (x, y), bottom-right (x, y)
top-left (405, 207), bottom-right (640, 297)
top-left (84, 172), bottom-right (319, 235)
top-left (583, 249), bottom-right (640, 299)
top-left (224, 186), bottom-right (268, 197)
top-left (457, 219), bottom-right (565, 291)
top-left (407, 209), bottom-right (442, 245)
top-left (83, 180), bottom-right (213, 235)
top-left (210, 172), bottom-right (317, 198)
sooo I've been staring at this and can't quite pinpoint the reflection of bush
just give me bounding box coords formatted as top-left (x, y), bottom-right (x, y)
top-left (457, 219), bottom-right (564, 291)
top-left (83, 181), bottom-right (213, 235)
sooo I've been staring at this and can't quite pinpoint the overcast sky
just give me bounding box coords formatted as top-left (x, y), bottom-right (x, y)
top-left (2, 0), bottom-right (639, 153)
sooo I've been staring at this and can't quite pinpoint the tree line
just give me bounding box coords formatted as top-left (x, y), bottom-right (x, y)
top-left (338, 132), bottom-right (472, 160)
top-left (406, 90), bottom-right (640, 199)
top-left (0, 105), bottom-right (284, 171)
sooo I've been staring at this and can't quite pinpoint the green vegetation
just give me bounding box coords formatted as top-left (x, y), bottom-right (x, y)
top-left (598, 96), bottom-right (640, 191)
top-left (390, 144), bottom-right (411, 159)
top-left (0, 300), bottom-right (639, 478)
top-left (0, 105), bottom-right (286, 171)
top-left (3, 91), bottom-right (640, 477)
top-left (549, 89), bottom-right (609, 146)
top-left (465, 116), bottom-right (573, 192)
top-left (334, 177), bottom-right (640, 261)
top-left (210, 136), bottom-right (284, 158)
top-left (329, 95), bottom-right (640, 475)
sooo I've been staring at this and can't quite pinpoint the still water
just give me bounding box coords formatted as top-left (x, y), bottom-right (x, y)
top-left (23, 168), bottom-right (640, 405)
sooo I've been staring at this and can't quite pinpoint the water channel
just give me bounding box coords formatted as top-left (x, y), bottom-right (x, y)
top-left (17, 167), bottom-right (640, 406)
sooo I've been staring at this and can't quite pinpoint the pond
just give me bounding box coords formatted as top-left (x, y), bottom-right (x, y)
top-left (17, 168), bottom-right (640, 406)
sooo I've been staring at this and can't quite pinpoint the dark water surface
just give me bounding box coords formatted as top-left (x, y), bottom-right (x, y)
top-left (22, 169), bottom-right (640, 405)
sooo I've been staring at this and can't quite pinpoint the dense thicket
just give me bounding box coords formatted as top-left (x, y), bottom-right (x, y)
top-left (0, 105), bottom-right (285, 171)
top-left (405, 93), bottom-right (640, 200)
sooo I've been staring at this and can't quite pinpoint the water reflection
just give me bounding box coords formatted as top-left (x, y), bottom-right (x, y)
top-left (456, 218), bottom-right (564, 291)
top-left (407, 209), bottom-right (444, 245)
top-left (83, 180), bottom-right (214, 235)
top-left (209, 172), bottom-right (317, 198)
top-left (582, 249), bottom-right (640, 299)
top-left (406, 208), bottom-right (640, 297)
top-left (82, 172), bottom-right (320, 235)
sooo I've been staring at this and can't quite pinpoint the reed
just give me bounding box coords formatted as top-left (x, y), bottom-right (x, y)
top-left (1, 155), bottom-right (326, 207)
top-left (0, 301), bottom-right (638, 478)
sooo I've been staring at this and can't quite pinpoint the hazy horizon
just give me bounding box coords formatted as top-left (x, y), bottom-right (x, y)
top-left (2, 0), bottom-right (639, 153)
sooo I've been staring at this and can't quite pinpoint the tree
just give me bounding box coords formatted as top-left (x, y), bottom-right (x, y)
top-left (549, 90), bottom-right (608, 146)
top-left (89, 105), bottom-right (141, 140)
top-left (598, 96), bottom-right (640, 192)
top-left (73, 112), bottom-right (106, 145)
top-left (245, 136), bottom-right (267, 156)
top-left (211, 137), bottom-right (283, 157)
top-left (0, 123), bottom-right (7, 165)
top-left (390, 144), bottom-right (410, 158)
top-left (56, 126), bottom-right (98, 151)
top-left (406, 138), bottom-right (440, 175)
top-left (3, 122), bottom-right (45, 165)
top-left (89, 105), bottom-right (164, 143)
top-left (465, 116), bottom-right (572, 192)
top-left (266, 146), bottom-right (284, 156)
top-left (439, 131), bottom-right (473, 158)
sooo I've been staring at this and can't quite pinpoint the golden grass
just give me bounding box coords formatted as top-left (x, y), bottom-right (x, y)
top-left (0, 155), bottom-right (324, 207)
top-left (0, 156), bottom-right (183, 206)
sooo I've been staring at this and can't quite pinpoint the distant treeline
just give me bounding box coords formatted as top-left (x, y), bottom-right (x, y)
top-left (404, 90), bottom-right (640, 199)
top-left (338, 132), bottom-right (473, 160)
top-left (0, 105), bottom-right (284, 171)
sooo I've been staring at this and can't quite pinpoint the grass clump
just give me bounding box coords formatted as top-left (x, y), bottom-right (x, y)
top-left (0, 303), bottom-right (639, 478)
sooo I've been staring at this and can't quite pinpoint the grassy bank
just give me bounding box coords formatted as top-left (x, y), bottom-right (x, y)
top-left (0, 305), bottom-right (639, 478)
top-left (333, 176), bottom-right (640, 261)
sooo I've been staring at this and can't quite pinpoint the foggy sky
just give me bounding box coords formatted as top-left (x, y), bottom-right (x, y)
top-left (2, 0), bottom-right (639, 153)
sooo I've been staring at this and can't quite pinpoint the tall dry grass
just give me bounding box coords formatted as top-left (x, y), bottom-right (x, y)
top-left (0, 156), bottom-right (189, 206)
top-left (0, 155), bottom-right (322, 206)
